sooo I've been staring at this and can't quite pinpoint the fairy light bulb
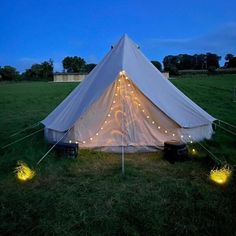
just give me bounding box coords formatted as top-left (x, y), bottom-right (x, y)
top-left (142, 109), bottom-right (145, 112)
top-left (138, 104), bottom-right (141, 106)
top-left (96, 133), bottom-right (99, 136)
top-left (172, 133), bottom-right (175, 137)
top-left (75, 141), bottom-right (78, 144)
top-left (101, 127), bottom-right (104, 130)
top-left (146, 116), bottom-right (150, 119)
top-left (158, 126), bottom-right (161, 129)
top-left (152, 121), bottom-right (155, 124)
top-left (90, 137), bottom-right (93, 141)
top-left (115, 93), bottom-right (118, 96)
top-left (113, 100), bottom-right (116, 104)
top-left (82, 141), bottom-right (86, 144)
top-left (128, 84), bottom-right (131, 87)
top-left (105, 121), bottom-right (108, 124)
top-left (108, 114), bottom-right (111, 117)
top-left (125, 76), bottom-right (128, 80)
top-left (188, 135), bottom-right (191, 138)
top-left (190, 141), bottom-right (193, 144)
top-left (69, 140), bottom-right (72, 143)
top-left (181, 135), bottom-right (184, 138)
top-left (165, 130), bottom-right (168, 133)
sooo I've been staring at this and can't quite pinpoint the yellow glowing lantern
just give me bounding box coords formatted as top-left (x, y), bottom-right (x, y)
top-left (192, 148), bottom-right (196, 154)
top-left (210, 165), bottom-right (232, 185)
top-left (15, 161), bottom-right (35, 181)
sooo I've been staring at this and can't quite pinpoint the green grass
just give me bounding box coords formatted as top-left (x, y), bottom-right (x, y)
top-left (0, 75), bottom-right (236, 235)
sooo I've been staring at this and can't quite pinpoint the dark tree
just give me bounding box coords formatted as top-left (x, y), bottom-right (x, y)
top-left (228, 57), bottom-right (236, 68)
top-left (178, 54), bottom-right (195, 70)
top-left (206, 53), bottom-right (221, 69)
top-left (22, 59), bottom-right (53, 80)
top-left (163, 55), bottom-right (180, 75)
top-left (225, 54), bottom-right (234, 61)
top-left (0, 66), bottom-right (20, 80)
top-left (193, 54), bottom-right (207, 69)
top-left (224, 54), bottom-right (235, 68)
top-left (62, 56), bottom-right (86, 73)
top-left (151, 61), bottom-right (162, 71)
top-left (83, 63), bottom-right (97, 73)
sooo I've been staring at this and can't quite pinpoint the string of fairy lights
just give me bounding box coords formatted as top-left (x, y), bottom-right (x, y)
top-left (69, 70), bottom-right (194, 146)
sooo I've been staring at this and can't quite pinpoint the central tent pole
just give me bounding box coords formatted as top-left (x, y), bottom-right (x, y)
top-left (120, 72), bottom-right (125, 175)
top-left (122, 146), bottom-right (124, 175)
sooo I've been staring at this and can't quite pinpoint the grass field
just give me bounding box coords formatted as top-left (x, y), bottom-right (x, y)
top-left (0, 75), bottom-right (236, 235)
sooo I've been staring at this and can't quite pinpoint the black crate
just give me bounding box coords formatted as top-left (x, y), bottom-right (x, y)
top-left (164, 141), bottom-right (188, 163)
top-left (52, 142), bottom-right (79, 158)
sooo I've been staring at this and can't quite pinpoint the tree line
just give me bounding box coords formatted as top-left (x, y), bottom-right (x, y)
top-left (0, 56), bottom-right (96, 81)
top-left (162, 53), bottom-right (236, 75)
top-left (1, 53), bottom-right (236, 81)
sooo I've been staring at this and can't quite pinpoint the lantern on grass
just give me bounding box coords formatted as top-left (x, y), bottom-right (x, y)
top-left (15, 161), bottom-right (35, 181)
top-left (210, 165), bottom-right (232, 185)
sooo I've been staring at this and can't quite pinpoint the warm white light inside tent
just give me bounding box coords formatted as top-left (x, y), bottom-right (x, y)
top-left (128, 84), bottom-right (131, 87)
top-left (125, 76), bottom-right (128, 80)
top-left (113, 101), bottom-right (116, 104)
top-left (138, 104), bottom-right (141, 106)
top-left (115, 93), bottom-right (118, 96)
top-left (142, 109), bottom-right (145, 112)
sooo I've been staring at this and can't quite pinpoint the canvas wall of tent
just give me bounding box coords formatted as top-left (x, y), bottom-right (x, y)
top-left (42, 34), bottom-right (215, 152)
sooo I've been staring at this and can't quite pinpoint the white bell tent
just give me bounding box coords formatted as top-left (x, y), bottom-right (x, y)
top-left (41, 34), bottom-right (215, 152)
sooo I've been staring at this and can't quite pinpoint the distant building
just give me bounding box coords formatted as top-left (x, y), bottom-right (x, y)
top-left (162, 72), bottom-right (169, 79)
top-left (53, 73), bottom-right (87, 82)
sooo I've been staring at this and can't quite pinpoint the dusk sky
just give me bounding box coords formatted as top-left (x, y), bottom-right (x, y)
top-left (1, 0), bottom-right (236, 72)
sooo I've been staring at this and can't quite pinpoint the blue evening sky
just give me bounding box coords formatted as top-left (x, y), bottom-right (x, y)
top-left (0, 0), bottom-right (236, 72)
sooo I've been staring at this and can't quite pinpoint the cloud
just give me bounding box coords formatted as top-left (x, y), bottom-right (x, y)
top-left (147, 22), bottom-right (236, 56)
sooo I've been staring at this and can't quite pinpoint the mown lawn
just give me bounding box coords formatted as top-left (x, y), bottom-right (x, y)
top-left (0, 75), bottom-right (236, 235)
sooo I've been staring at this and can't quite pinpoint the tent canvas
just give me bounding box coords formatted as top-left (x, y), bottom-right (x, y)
top-left (42, 34), bottom-right (215, 152)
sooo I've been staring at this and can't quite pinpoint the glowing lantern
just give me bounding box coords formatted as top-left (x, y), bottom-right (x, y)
top-left (15, 161), bottom-right (35, 181)
top-left (210, 165), bottom-right (232, 185)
